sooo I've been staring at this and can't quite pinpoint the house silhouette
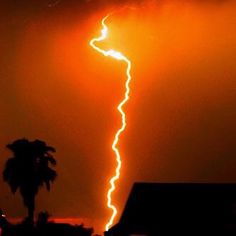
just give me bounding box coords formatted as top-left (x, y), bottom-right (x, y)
top-left (105, 183), bottom-right (236, 236)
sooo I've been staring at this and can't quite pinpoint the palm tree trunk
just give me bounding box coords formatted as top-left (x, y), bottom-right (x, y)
top-left (25, 194), bottom-right (35, 224)
top-left (28, 208), bottom-right (34, 223)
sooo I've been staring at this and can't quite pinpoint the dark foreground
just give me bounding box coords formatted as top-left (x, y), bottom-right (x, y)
top-left (0, 217), bottom-right (93, 236)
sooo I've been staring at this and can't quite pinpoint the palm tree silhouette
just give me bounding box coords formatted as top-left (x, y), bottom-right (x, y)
top-left (3, 139), bottom-right (57, 223)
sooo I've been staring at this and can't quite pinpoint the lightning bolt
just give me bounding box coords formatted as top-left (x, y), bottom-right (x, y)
top-left (89, 15), bottom-right (132, 231)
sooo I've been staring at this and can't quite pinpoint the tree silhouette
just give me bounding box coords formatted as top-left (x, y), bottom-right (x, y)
top-left (3, 139), bottom-right (57, 223)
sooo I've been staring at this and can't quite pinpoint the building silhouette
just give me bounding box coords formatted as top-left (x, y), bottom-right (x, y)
top-left (105, 183), bottom-right (236, 236)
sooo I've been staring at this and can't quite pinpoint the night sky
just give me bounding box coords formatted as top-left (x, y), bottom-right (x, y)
top-left (1, 0), bottom-right (236, 233)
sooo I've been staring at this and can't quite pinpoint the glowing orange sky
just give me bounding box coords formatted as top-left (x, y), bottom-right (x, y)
top-left (1, 0), bottom-right (236, 234)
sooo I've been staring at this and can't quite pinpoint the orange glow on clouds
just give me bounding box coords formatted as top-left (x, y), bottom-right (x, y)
top-left (11, 1), bottom-right (236, 233)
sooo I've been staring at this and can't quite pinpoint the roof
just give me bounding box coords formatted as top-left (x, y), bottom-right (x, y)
top-left (107, 183), bottom-right (236, 235)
